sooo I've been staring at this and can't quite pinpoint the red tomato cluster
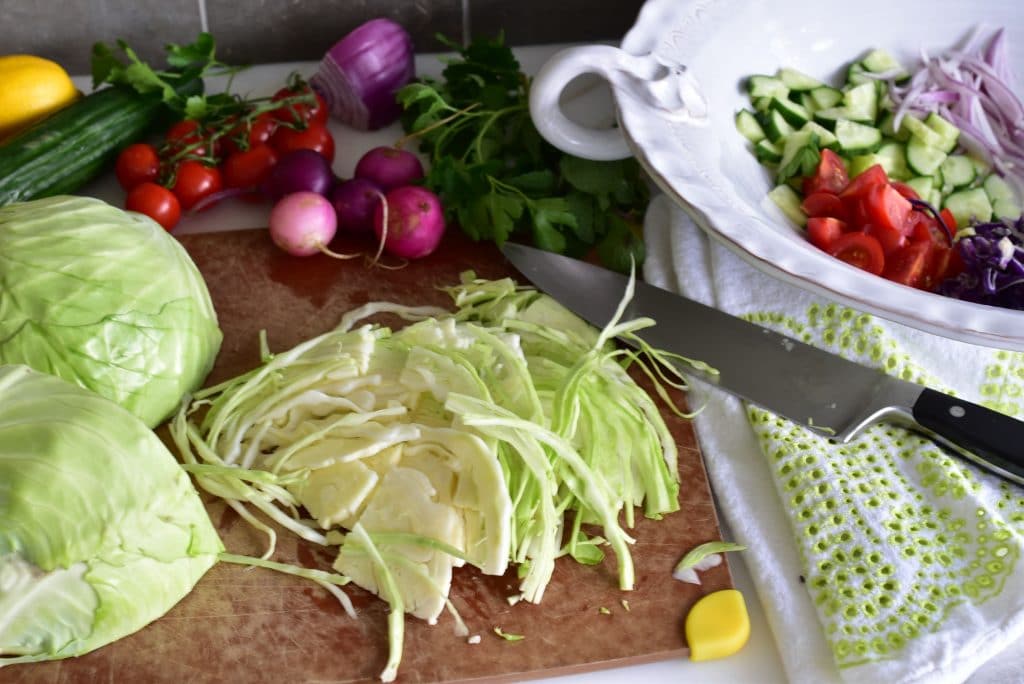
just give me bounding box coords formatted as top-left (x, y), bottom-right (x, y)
top-left (801, 149), bottom-right (964, 291)
top-left (116, 81), bottom-right (334, 231)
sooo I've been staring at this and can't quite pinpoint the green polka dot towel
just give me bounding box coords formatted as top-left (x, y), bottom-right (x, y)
top-left (643, 194), bottom-right (1024, 684)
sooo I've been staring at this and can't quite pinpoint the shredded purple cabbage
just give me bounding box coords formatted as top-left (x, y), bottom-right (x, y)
top-left (938, 215), bottom-right (1024, 309)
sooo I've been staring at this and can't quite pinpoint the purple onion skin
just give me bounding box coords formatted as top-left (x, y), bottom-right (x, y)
top-left (353, 146), bottom-right (425, 191)
top-left (262, 149), bottom-right (335, 201)
top-left (311, 18), bottom-right (415, 130)
top-left (373, 186), bottom-right (446, 259)
top-left (330, 177), bottom-right (383, 235)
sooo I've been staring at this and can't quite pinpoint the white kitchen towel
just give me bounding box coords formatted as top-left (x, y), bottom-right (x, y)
top-left (642, 192), bottom-right (1024, 684)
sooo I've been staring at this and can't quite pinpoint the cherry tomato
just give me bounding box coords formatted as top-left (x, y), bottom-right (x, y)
top-left (171, 160), bottom-right (223, 211)
top-left (115, 143), bottom-right (161, 191)
top-left (864, 221), bottom-right (907, 256)
top-left (828, 232), bottom-right (885, 275)
top-left (272, 84), bottom-right (329, 127)
top-left (882, 241), bottom-right (930, 288)
top-left (271, 122), bottom-right (335, 162)
top-left (223, 112), bottom-right (279, 154)
top-left (839, 164), bottom-right (888, 201)
top-left (222, 144), bottom-right (279, 196)
top-left (801, 192), bottom-right (846, 219)
top-left (939, 208), bottom-right (957, 239)
top-left (891, 181), bottom-right (921, 201)
top-left (907, 211), bottom-right (947, 246)
top-left (806, 216), bottom-right (847, 251)
top-left (165, 119), bottom-right (211, 159)
top-left (126, 182), bottom-right (181, 231)
top-left (863, 183), bottom-right (913, 236)
top-left (803, 149), bottom-right (849, 196)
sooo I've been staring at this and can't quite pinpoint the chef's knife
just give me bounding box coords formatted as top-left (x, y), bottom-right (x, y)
top-left (502, 242), bottom-right (1024, 486)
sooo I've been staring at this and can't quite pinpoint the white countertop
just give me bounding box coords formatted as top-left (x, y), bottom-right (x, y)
top-left (73, 43), bottom-right (790, 684)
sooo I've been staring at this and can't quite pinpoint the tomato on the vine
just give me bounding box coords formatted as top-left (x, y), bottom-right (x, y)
top-left (115, 143), bottom-right (161, 191)
top-left (270, 122), bottom-right (335, 162)
top-left (222, 144), bottom-right (278, 196)
top-left (171, 160), bottom-right (223, 211)
top-left (271, 84), bottom-right (328, 127)
top-left (223, 112), bottom-right (278, 155)
top-left (126, 182), bottom-right (181, 231)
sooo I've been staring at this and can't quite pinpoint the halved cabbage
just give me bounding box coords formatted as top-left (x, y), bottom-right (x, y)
top-left (0, 364), bottom-right (223, 666)
top-left (0, 195), bottom-right (222, 427)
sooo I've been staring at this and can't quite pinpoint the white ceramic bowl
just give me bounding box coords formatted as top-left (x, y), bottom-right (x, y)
top-left (529, 0), bottom-right (1024, 350)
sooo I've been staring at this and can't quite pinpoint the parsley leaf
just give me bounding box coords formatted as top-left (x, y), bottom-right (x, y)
top-left (398, 34), bottom-right (650, 272)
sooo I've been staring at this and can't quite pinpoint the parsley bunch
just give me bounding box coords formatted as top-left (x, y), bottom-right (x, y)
top-left (397, 35), bottom-right (649, 272)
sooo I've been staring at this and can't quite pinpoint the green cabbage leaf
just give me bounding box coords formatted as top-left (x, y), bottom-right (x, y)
top-left (0, 364), bottom-right (223, 666)
top-left (0, 196), bottom-right (222, 427)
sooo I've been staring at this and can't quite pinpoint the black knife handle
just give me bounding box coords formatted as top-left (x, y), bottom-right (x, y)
top-left (913, 388), bottom-right (1024, 484)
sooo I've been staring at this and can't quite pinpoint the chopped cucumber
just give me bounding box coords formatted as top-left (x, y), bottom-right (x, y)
top-left (752, 96), bottom-right (773, 113)
top-left (944, 187), bottom-right (993, 227)
top-left (993, 197), bottom-right (1023, 220)
top-left (768, 184), bottom-right (807, 226)
top-left (835, 120), bottom-right (882, 155)
top-left (813, 106), bottom-right (874, 128)
top-left (770, 96), bottom-right (811, 127)
top-left (860, 48), bottom-right (910, 80)
top-left (764, 109), bottom-right (796, 143)
top-left (778, 67), bottom-right (824, 91)
top-left (800, 120), bottom-right (838, 149)
top-left (845, 61), bottom-right (873, 86)
top-left (735, 109), bottom-right (766, 143)
top-left (876, 142), bottom-right (911, 180)
top-left (747, 75), bottom-right (789, 100)
top-left (879, 111), bottom-right (910, 142)
top-left (754, 139), bottom-right (783, 164)
top-left (983, 173), bottom-right (1016, 203)
top-left (900, 114), bottom-right (944, 149)
top-left (808, 86), bottom-right (843, 110)
top-left (848, 154), bottom-right (883, 178)
top-left (938, 154), bottom-right (976, 191)
top-left (904, 176), bottom-right (935, 198)
top-left (924, 112), bottom-right (960, 153)
top-left (906, 138), bottom-right (947, 176)
top-left (842, 82), bottom-right (878, 121)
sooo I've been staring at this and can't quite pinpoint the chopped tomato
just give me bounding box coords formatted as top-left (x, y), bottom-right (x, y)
top-left (801, 192), bottom-right (846, 219)
top-left (803, 149), bottom-right (849, 196)
top-left (864, 221), bottom-right (907, 256)
top-left (839, 164), bottom-right (888, 201)
top-left (864, 183), bottom-right (913, 236)
top-left (939, 208), bottom-right (957, 240)
top-left (907, 210), bottom-right (949, 246)
top-left (891, 181), bottom-right (921, 200)
top-left (883, 241), bottom-right (930, 288)
top-left (806, 216), bottom-right (847, 250)
top-left (920, 245), bottom-right (954, 291)
top-left (828, 232), bottom-right (885, 275)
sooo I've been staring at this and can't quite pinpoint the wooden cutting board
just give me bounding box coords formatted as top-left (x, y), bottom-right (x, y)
top-left (7, 227), bottom-right (732, 683)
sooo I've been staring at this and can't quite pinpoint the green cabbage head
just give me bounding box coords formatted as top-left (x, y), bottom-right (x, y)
top-left (0, 195), bottom-right (222, 427)
top-left (0, 364), bottom-right (223, 666)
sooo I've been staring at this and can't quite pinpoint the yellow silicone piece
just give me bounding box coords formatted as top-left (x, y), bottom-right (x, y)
top-left (684, 589), bottom-right (751, 661)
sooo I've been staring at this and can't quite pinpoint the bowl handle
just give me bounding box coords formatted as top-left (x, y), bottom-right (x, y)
top-left (529, 44), bottom-right (708, 161)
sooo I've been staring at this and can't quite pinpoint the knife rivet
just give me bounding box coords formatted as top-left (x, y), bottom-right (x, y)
top-left (949, 405), bottom-right (966, 418)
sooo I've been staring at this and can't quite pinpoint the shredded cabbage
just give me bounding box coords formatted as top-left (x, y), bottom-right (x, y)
top-left (170, 273), bottom-right (686, 682)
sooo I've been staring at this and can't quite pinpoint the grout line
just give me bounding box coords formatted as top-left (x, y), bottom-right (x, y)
top-left (197, 0), bottom-right (209, 33)
top-left (461, 0), bottom-right (471, 46)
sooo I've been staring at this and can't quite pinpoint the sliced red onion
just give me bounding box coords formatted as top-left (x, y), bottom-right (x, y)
top-left (310, 18), bottom-right (416, 130)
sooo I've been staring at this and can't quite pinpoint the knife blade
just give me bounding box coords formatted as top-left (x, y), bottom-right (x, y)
top-left (502, 241), bottom-right (1024, 486)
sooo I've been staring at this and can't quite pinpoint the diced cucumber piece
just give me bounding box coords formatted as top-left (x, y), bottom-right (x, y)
top-left (770, 96), bottom-right (811, 127)
top-left (747, 75), bottom-right (789, 100)
top-left (808, 86), bottom-right (843, 110)
top-left (798, 91), bottom-right (819, 113)
top-left (849, 154), bottom-right (884, 178)
top-left (904, 176), bottom-right (935, 198)
top-left (924, 112), bottom-right (960, 153)
top-left (860, 48), bottom-right (910, 80)
top-left (901, 114), bottom-right (944, 148)
top-left (993, 197), bottom-right (1023, 220)
top-left (777, 67), bottom-right (824, 91)
top-left (842, 82), bottom-right (879, 121)
top-left (876, 142), bottom-right (911, 180)
top-left (970, 155), bottom-right (992, 177)
top-left (735, 109), bottom-right (766, 143)
top-left (752, 96), bottom-right (774, 113)
top-left (983, 173), bottom-right (1016, 203)
top-left (846, 61), bottom-right (873, 86)
top-left (778, 130), bottom-right (823, 181)
top-left (768, 184), bottom-right (807, 226)
top-left (800, 120), bottom-right (838, 149)
top-left (835, 119), bottom-right (882, 155)
top-left (755, 138), bottom-right (783, 164)
top-left (878, 111), bottom-right (910, 142)
top-left (944, 187), bottom-right (993, 227)
top-left (813, 106), bottom-right (874, 129)
top-left (906, 138), bottom-right (947, 176)
top-left (938, 154), bottom-right (976, 191)
top-left (764, 109), bottom-right (796, 142)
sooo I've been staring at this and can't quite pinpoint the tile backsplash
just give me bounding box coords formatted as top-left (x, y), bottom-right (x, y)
top-left (5, 0), bottom-right (644, 74)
